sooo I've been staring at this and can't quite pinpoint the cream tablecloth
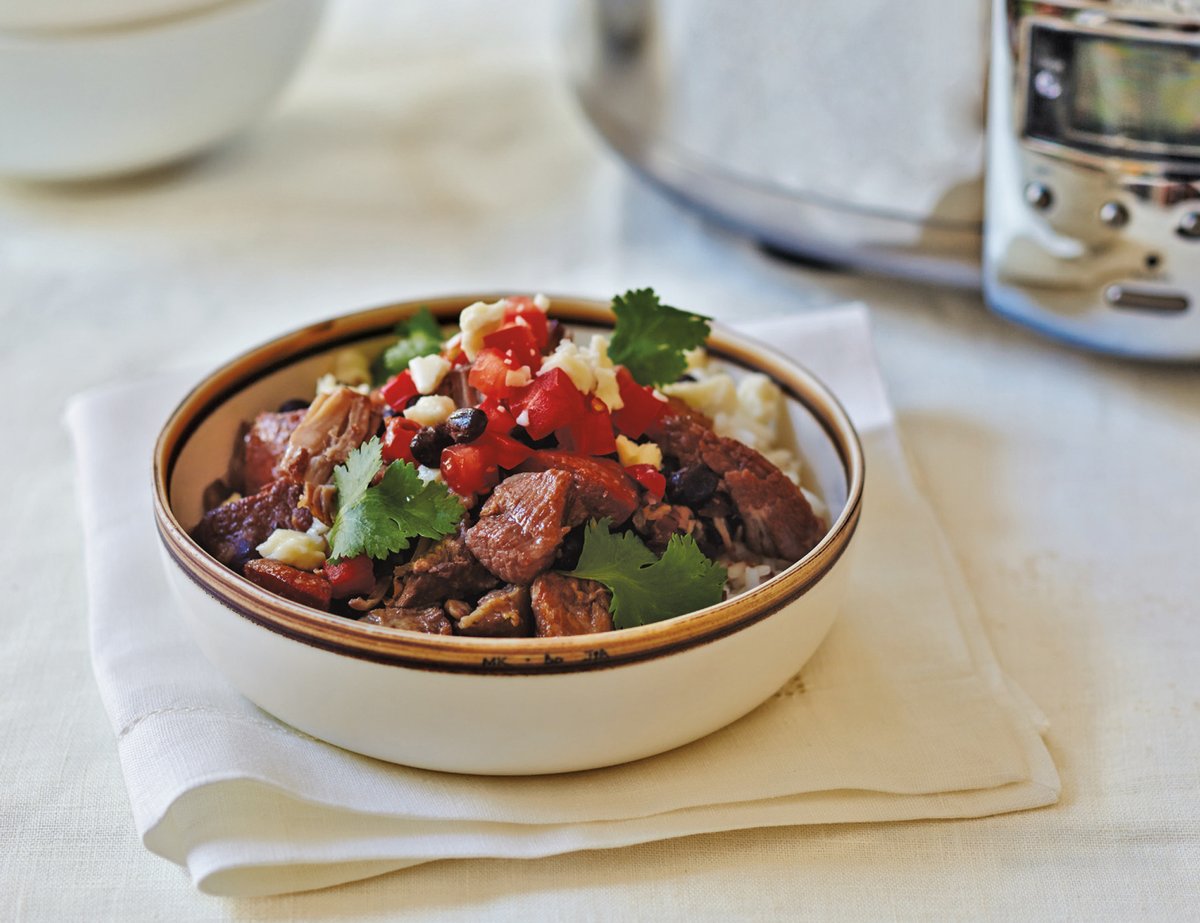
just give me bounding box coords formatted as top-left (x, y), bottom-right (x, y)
top-left (2, 1), bottom-right (1197, 918)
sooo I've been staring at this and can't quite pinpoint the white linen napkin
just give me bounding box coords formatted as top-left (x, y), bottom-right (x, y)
top-left (67, 305), bottom-right (1059, 898)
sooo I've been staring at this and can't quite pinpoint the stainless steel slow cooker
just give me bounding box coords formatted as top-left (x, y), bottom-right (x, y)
top-left (567, 0), bottom-right (1200, 359)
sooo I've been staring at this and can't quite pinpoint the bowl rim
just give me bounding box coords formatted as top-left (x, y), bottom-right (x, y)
top-left (153, 294), bottom-right (865, 675)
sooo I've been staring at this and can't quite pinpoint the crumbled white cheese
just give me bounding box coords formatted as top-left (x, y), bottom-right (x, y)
top-left (540, 340), bottom-right (593, 393)
top-left (515, 409), bottom-right (531, 427)
top-left (615, 435), bottom-right (662, 470)
top-left (409, 354), bottom-right (451, 394)
top-left (333, 349), bottom-right (372, 387)
top-left (532, 293), bottom-right (550, 311)
top-left (403, 395), bottom-right (457, 427)
top-left (416, 465), bottom-right (444, 485)
top-left (459, 299), bottom-right (508, 360)
top-left (538, 334), bottom-right (625, 411)
top-left (256, 528), bottom-right (327, 571)
top-left (504, 365), bottom-right (533, 388)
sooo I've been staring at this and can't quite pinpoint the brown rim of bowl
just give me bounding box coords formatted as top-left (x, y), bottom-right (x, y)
top-left (153, 294), bottom-right (865, 675)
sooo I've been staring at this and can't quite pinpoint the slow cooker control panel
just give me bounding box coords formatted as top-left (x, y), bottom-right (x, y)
top-left (983, 1), bottom-right (1200, 359)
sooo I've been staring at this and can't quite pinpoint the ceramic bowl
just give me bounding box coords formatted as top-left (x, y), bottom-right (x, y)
top-left (0, 0), bottom-right (324, 180)
top-left (0, 0), bottom-right (229, 32)
top-left (153, 295), bottom-right (865, 775)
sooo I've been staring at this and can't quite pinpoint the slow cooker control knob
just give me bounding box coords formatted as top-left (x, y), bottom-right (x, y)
top-left (1176, 212), bottom-right (1200, 240)
top-left (1024, 182), bottom-right (1054, 211)
top-left (1099, 201), bottom-right (1130, 229)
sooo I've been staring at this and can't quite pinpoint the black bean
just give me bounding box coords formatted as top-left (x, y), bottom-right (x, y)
top-left (667, 463), bottom-right (720, 507)
top-left (444, 407), bottom-right (488, 444)
top-left (277, 398), bottom-right (310, 413)
top-left (410, 426), bottom-right (451, 468)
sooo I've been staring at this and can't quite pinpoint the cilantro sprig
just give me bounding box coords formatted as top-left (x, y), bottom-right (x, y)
top-left (565, 519), bottom-right (727, 629)
top-left (608, 288), bottom-right (712, 387)
top-left (328, 437), bottom-right (464, 562)
top-left (371, 306), bottom-right (444, 382)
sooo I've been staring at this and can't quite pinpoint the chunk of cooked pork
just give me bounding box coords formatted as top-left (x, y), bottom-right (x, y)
top-left (517, 450), bottom-right (639, 527)
top-left (192, 479), bottom-right (309, 572)
top-left (362, 606), bottom-right (453, 634)
top-left (530, 572), bottom-right (613, 637)
top-left (451, 584), bottom-right (531, 638)
top-left (465, 470), bottom-right (572, 584)
top-left (645, 402), bottom-right (824, 560)
top-left (276, 386), bottom-right (382, 487)
top-left (389, 530), bottom-right (499, 607)
top-left (243, 558), bottom-right (331, 611)
top-left (241, 409), bottom-right (307, 494)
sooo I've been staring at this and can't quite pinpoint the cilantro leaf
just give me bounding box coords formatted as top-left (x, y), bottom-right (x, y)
top-left (607, 288), bottom-right (712, 387)
top-left (372, 306), bottom-right (445, 381)
top-left (328, 437), bottom-right (464, 561)
top-left (331, 437), bottom-right (382, 513)
top-left (565, 519), bottom-right (727, 629)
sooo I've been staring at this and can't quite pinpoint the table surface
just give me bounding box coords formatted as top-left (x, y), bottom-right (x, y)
top-left (2, 2), bottom-right (1197, 919)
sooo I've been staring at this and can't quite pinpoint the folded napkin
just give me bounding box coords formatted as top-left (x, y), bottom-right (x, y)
top-left (67, 305), bottom-right (1059, 897)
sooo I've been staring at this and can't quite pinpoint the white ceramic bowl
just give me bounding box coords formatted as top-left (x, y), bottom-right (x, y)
top-left (0, 0), bottom-right (324, 180)
top-left (0, 0), bottom-right (228, 32)
top-left (153, 296), bottom-right (865, 775)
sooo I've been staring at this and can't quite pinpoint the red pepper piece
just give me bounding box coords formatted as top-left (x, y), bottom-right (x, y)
top-left (478, 396), bottom-right (517, 435)
top-left (503, 297), bottom-right (549, 350)
top-left (509, 368), bottom-right (586, 440)
top-left (611, 366), bottom-right (668, 438)
top-left (380, 370), bottom-right (417, 411)
top-left (243, 559), bottom-right (332, 610)
top-left (558, 396), bottom-right (617, 456)
top-left (441, 443), bottom-right (499, 496)
top-left (483, 323), bottom-right (541, 373)
top-left (382, 416), bottom-right (421, 465)
top-left (625, 463), bottom-right (666, 499)
top-left (467, 348), bottom-right (515, 401)
top-left (324, 554), bottom-right (376, 599)
top-left (479, 431), bottom-right (533, 470)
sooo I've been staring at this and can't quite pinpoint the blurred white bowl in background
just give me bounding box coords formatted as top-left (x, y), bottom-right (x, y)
top-left (0, 0), bottom-right (325, 181)
top-left (0, 0), bottom-right (229, 32)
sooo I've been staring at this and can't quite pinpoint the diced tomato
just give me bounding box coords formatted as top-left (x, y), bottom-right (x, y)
top-left (467, 348), bottom-right (516, 400)
top-left (382, 416), bottom-right (421, 465)
top-left (478, 396), bottom-right (517, 435)
top-left (479, 431), bottom-right (533, 470)
top-left (380, 370), bottom-right (417, 411)
top-left (483, 324), bottom-right (541, 373)
top-left (441, 443), bottom-right (499, 496)
top-left (509, 368), bottom-right (586, 440)
top-left (503, 297), bottom-right (549, 350)
top-left (612, 366), bottom-right (668, 438)
top-left (558, 396), bottom-right (617, 456)
top-left (324, 554), bottom-right (375, 599)
top-left (625, 464), bottom-right (666, 499)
